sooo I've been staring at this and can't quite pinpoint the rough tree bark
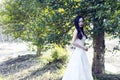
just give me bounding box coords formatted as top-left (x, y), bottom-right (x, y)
top-left (92, 22), bottom-right (105, 75)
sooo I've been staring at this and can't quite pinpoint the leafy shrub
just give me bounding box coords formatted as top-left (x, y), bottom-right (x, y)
top-left (50, 45), bottom-right (69, 64)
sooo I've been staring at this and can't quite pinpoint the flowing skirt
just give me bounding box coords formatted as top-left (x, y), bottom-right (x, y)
top-left (62, 47), bottom-right (93, 80)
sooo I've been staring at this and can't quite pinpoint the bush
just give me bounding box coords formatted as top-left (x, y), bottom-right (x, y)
top-left (50, 45), bottom-right (69, 64)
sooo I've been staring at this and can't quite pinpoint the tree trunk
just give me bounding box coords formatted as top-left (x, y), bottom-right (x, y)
top-left (36, 46), bottom-right (42, 56)
top-left (92, 24), bottom-right (105, 75)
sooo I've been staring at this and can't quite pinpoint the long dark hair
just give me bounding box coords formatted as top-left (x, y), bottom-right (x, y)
top-left (74, 15), bottom-right (87, 39)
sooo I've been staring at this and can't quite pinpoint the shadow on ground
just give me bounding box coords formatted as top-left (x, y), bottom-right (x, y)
top-left (19, 61), bottom-right (62, 80)
top-left (94, 74), bottom-right (120, 80)
top-left (0, 54), bottom-right (38, 76)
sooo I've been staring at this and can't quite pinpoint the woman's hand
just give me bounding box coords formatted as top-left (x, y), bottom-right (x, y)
top-left (83, 47), bottom-right (88, 51)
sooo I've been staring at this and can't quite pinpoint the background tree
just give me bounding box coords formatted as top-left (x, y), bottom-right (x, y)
top-left (0, 0), bottom-right (66, 55)
top-left (79, 0), bottom-right (120, 75)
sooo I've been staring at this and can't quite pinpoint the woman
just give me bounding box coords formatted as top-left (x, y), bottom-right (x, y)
top-left (62, 15), bottom-right (94, 80)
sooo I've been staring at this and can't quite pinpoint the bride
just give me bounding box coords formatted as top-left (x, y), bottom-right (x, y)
top-left (62, 15), bottom-right (94, 80)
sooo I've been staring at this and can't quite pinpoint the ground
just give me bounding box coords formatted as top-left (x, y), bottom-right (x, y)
top-left (0, 38), bottom-right (120, 80)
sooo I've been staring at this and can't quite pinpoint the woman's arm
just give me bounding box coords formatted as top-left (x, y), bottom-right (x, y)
top-left (71, 29), bottom-right (88, 51)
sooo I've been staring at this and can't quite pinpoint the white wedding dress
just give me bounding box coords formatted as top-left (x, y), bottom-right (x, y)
top-left (62, 36), bottom-right (93, 80)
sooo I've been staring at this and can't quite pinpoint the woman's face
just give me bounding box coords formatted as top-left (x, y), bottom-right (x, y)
top-left (78, 18), bottom-right (84, 28)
